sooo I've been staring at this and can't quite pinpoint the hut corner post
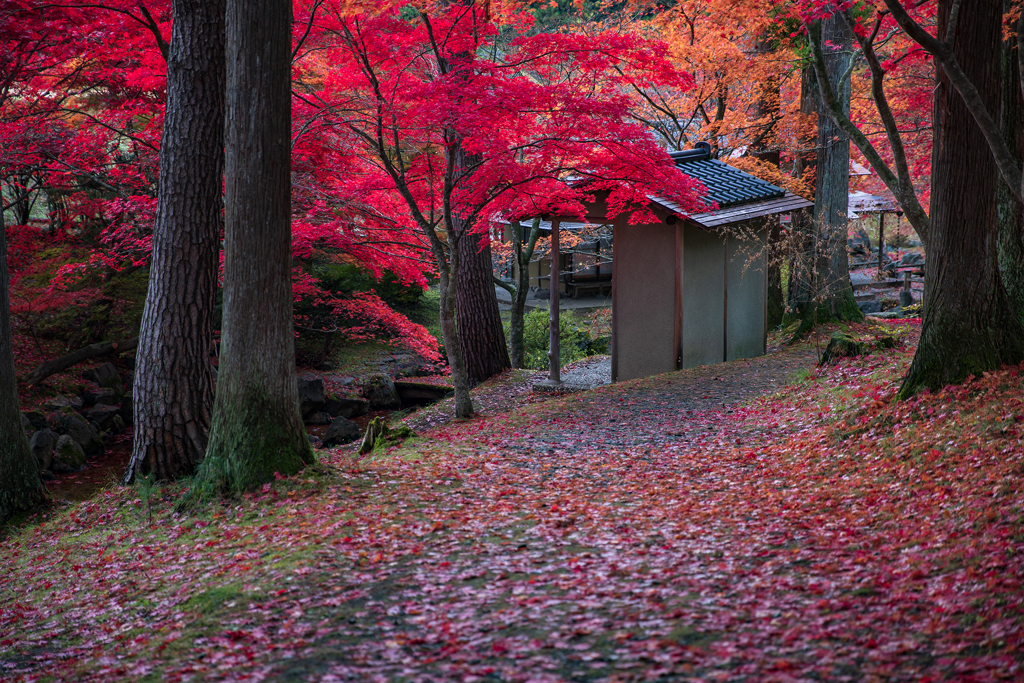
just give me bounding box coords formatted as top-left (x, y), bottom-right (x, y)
top-left (877, 212), bottom-right (885, 277)
top-left (541, 218), bottom-right (563, 387)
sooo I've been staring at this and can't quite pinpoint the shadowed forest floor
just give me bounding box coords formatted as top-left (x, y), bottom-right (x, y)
top-left (2, 319), bottom-right (1023, 682)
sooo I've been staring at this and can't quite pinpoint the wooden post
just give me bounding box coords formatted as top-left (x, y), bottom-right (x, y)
top-left (542, 218), bottom-right (562, 386)
top-left (877, 211), bottom-right (885, 276)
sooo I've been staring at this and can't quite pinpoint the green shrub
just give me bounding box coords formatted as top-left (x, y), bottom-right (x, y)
top-left (520, 308), bottom-right (590, 370)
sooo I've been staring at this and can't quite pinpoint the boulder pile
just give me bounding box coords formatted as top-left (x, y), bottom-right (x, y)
top-left (21, 362), bottom-right (129, 478)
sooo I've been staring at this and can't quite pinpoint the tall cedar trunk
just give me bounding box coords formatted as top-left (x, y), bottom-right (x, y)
top-left (753, 35), bottom-right (784, 329)
top-left (899, 0), bottom-right (1024, 397)
top-left (196, 0), bottom-right (313, 493)
top-left (788, 65), bottom-right (818, 311)
top-left (0, 219), bottom-right (46, 524)
top-left (456, 231), bottom-right (510, 385)
top-left (804, 11), bottom-right (862, 326)
top-left (124, 0), bottom-right (224, 484)
top-left (998, 2), bottom-right (1024, 323)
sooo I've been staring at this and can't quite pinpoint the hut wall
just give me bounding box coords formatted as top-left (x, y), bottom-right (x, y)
top-left (725, 228), bottom-right (768, 361)
top-left (681, 222), bottom-right (726, 368)
top-left (614, 221), bottom-right (678, 381)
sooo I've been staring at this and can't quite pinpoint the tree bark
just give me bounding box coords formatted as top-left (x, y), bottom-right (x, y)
top-left (788, 66), bottom-right (818, 314)
top-left (439, 143), bottom-right (475, 418)
top-left (794, 12), bottom-right (863, 329)
top-left (195, 0), bottom-right (313, 494)
top-left (498, 219), bottom-right (542, 368)
top-left (998, 2), bottom-right (1024, 323)
top-left (752, 36), bottom-right (784, 329)
top-left (1, 212), bottom-right (46, 525)
top-left (457, 231), bottom-right (510, 385)
top-left (899, 0), bottom-right (1024, 397)
top-left (124, 0), bottom-right (224, 484)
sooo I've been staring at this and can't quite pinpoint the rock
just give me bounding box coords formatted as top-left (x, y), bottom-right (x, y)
top-left (305, 411), bottom-right (332, 426)
top-left (392, 355), bottom-right (436, 379)
top-left (900, 251), bottom-right (924, 266)
top-left (53, 435), bottom-right (87, 472)
top-left (22, 411), bottom-right (48, 428)
top-left (44, 395), bottom-right (84, 412)
top-left (819, 332), bottom-right (868, 366)
top-left (54, 412), bottom-right (104, 457)
top-left (319, 360), bottom-right (334, 371)
top-left (21, 412), bottom-right (31, 432)
top-left (324, 395), bottom-right (370, 419)
top-left (110, 414), bottom-right (126, 434)
top-left (119, 395), bottom-right (134, 427)
top-left (857, 300), bottom-right (882, 314)
top-left (85, 362), bottom-right (125, 396)
top-left (361, 374), bottom-right (401, 411)
top-left (899, 290), bottom-right (915, 309)
top-left (321, 416), bottom-right (362, 448)
top-left (534, 288), bottom-right (550, 300)
top-left (30, 429), bottom-right (58, 472)
top-left (83, 404), bottom-right (121, 430)
top-left (297, 377), bottom-right (326, 418)
top-left (84, 387), bottom-right (118, 407)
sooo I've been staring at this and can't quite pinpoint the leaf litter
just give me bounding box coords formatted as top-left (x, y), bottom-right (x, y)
top-left (2, 320), bottom-right (1023, 682)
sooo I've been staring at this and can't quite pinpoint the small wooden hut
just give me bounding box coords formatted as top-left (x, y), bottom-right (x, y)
top-left (537, 144), bottom-right (813, 384)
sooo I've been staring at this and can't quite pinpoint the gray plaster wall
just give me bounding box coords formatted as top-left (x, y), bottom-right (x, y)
top-left (615, 222), bottom-right (677, 381)
top-left (681, 223), bottom-right (725, 368)
top-left (725, 229), bottom-right (768, 361)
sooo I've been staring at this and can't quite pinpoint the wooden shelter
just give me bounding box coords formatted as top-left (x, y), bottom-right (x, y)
top-left (537, 144), bottom-right (813, 385)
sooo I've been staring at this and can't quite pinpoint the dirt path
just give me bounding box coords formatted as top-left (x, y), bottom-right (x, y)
top-left (405, 345), bottom-right (818, 439)
top-left (253, 346), bottom-right (838, 682)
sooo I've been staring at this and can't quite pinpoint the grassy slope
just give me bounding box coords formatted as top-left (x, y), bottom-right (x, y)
top-left (1, 319), bottom-right (1022, 682)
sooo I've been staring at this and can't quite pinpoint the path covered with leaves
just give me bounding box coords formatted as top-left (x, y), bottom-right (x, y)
top-left (3, 321), bottom-right (1023, 682)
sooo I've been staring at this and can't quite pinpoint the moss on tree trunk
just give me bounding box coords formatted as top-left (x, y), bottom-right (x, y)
top-left (190, 0), bottom-right (312, 497)
top-left (195, 381), bottom-right (312, 495)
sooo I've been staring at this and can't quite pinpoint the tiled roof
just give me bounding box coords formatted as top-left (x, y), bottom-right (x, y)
top-left (671, 149), bottom-right (786, 209)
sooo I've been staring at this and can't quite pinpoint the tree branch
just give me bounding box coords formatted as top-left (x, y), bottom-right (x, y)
top-left (882, 0), bottom-right (1022, 203)
top-left (807, 16), bottom-right (931, 240)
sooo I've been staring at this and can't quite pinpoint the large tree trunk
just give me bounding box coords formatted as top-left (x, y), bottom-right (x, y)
top-left (998, 2), bottom-right (1024, 323)
top-left (752, 35), bottom-right (785, 329)
top-left (899, 0), bottom-right (1024, 397)
top-left (788, 65), bottom-right (818, 313)
top-left (196, 0), bottom-right (312, 494)
top-left (124, 0), bottom-right (224, 484)
top-left (797, 11), bottom-right (862, 328)
top-left (0, 216), bottom-right (46, 524)
top-left (456, 230), bottom-right (510, 385)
